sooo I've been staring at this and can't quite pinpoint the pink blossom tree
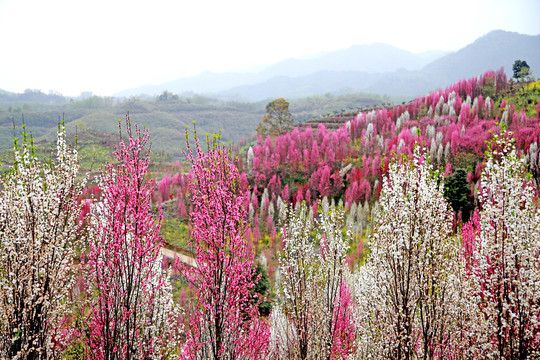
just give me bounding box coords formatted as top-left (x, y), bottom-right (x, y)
top-left (84, 115), bottom-right (181, 359)
top-left (158, 174), bottom-right (172, 203)
top-left (180, 131), bottom-right (269, 359)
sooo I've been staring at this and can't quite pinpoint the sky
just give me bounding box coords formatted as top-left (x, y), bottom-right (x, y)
top-left (0, 0), bottom-right (539, 97)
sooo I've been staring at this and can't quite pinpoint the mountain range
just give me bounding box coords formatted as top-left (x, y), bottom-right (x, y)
top-left (116, 30), bottom-right (540, 101)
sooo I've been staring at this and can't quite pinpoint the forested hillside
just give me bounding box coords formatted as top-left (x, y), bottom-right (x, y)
top-left (160, 68), bottom-right (540, 260)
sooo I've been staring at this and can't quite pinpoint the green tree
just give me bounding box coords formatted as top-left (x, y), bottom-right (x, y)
top-left (158, 90), bottom-right (179, 101)
top-left (444, 169), bottom-right (473, 223)
top-left (257, 97), bottom-right (295, 137)
top-left (481, 74), bottom-right (496, 99)
top-left (512, 60), bottom-right (530, 81)
top-left (251, 262), bottom-right (272, 316)
top-left (518, 67), bottom-right (533, 82)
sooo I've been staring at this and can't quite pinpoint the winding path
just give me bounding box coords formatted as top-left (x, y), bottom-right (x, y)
top-left (160, 244), bottom-right (197, 268)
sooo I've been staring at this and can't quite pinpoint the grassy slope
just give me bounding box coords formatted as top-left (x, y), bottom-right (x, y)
top-left (0, 92), bottom-right (386, 161)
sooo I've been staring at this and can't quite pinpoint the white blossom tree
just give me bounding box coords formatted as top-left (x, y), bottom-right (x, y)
top-left (463, 130), bottom-right (540, 358)
top-left (270, 204), bottom-right (356, 359)
top-left (351, 147), bottom-right (466, 359)
top-left (0, 124), bottom-right (86, 359)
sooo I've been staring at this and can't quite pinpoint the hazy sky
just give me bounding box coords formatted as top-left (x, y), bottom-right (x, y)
top-left (0, 0), bottom-right (539, 96)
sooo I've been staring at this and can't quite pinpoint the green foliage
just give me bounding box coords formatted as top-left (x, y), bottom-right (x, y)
top-left (160, 217), bottom-right (190, 249)
top-left (481, 75), bottom-right (496, 100)
top-left (68, 96), bottom-right (113, 110)
top-left (157, 90), bottom-right (179, 102)
top-left (452, 152), bottom-right (480, 172)
top-left (498, 80), bottom-right (540, 117)
top-left (444, 169), bottom-right (472, 223)
top-left (60, 341), bottom-right (85, 359)
top-left (518, 67), bottom-right (533, 82)
top-left (251, 262), bottom-right (272, 316)
top-left (513, 59), bottom-right (531, 81)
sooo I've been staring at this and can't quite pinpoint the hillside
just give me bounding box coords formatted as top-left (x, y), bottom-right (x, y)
top-left (422, 30), bottom-right (540, 84)
top-left (0, 91), bottom-right (386, 161)
top-left (155, 70), bottom-right (540, 269)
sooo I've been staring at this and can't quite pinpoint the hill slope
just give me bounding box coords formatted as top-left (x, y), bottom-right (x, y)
top-left (423, 30), bottom-right (540, 83)
top-left (0, 92), bottom-right (386, 160)
top-left (368, 30), bottom-right (540, 96)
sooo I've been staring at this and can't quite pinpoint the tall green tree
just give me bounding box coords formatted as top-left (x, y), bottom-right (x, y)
top-left (513, 60), bottom-right (531, 81)
top-left (257, 98), bottom-right (295, 137)
top-left (444, 169), bottom-right (472, 223)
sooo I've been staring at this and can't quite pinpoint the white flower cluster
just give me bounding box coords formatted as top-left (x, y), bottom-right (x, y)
top-left (350, 146), bottom-right (465, 359)
top-left (0, 125), bottom-right (85, 358)
top-left (270, 204), bottom-right (351, 359)
top-left (470, 133), bottom-right (540, 357)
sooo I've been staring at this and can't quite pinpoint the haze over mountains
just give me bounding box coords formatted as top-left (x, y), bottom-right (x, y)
top-left (116, 30), bottom-right (540, 101)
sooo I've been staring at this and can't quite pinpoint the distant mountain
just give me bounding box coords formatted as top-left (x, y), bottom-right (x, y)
top-left (368, 30), bottom-right (540, 96)
top-left (116, 30), bottom-right (539, 100)
top-left (218, 71), bottom-right (382, 101)
top-left (257, 43), bottom-right (448, 78)
top-left (118, 71), bottom-right (265, 98)
top-left (422, 30), bottom-right (540, 84)
top-left (116, 44), bottom-right (450, 98)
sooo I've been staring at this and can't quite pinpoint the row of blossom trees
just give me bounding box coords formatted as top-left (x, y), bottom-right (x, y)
top-left (156, 73), bottom-right (540, 267)
top-left (350, 130), bottom-right (540, 359)
top-left (2, 102), bottom-right (540, 358)
top-left (0, 117), bottom-right (181, 359)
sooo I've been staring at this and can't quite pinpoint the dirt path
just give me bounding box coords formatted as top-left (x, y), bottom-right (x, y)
top-left (160, 245), bottom-right (197, 268)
